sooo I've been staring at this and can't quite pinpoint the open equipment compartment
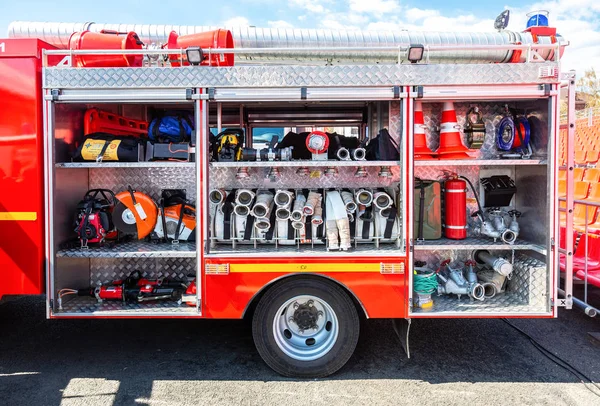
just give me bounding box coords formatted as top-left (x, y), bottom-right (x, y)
top-left (410, 98), bottom-right (555, 316)
top-left (47, 100), bottom-right (200, 316)
top-left (205, 99), bottom-right (407, 257)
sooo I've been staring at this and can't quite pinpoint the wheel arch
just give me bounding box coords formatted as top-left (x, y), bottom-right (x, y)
top-left (242, 273), bottom-right (369, 320)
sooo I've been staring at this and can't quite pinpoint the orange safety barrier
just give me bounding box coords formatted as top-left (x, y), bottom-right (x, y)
top-left (83, 108), bottom-right (149, 137)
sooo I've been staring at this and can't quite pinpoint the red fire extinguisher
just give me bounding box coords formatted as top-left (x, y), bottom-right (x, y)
top-left (444, 177), bottom-right (467, 239)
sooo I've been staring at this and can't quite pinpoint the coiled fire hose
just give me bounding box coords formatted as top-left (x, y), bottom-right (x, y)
top-left (413, 271), bottom-right (438, 295)
top-left (497, 115), bottom-right (530, 151)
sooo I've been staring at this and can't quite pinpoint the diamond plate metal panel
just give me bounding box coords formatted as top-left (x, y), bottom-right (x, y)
top-left (90, 258), bottom-right (196, 286)
top-left (209, 166), bottom-right (400, 189)
top-left (57, 241), bottom-right (196, 258)
top-left (90, 167), bottom-right (196, 204)
top-left (44, 63), bottom-right (558, 89)
top-left (509, 254), bottom-right (548, 310)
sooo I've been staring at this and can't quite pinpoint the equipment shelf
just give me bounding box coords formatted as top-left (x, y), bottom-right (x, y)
top-left (56, 162), bottom-right (195, 168)
top-left (57, 241), bottom-right (197, 258)
top-left (56, 296), bottom-right (197, 316)
top-left (414, 159), bottom-right (547, 167)
top-left (207, 243), bottom-right (403, 258)
top-left (413, 237), bottom-right (546, 254)
top-left (411, 292), bottom-right (548, 316)
top-left (210, 160), bottom-right (400, 168)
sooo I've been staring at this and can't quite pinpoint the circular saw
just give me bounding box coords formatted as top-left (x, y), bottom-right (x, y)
top-left (113, 187), bottom-right (158, 239)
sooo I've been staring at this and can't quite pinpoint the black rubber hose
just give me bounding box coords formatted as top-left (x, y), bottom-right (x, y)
top-left (458, 175), bottom-right (484, 220)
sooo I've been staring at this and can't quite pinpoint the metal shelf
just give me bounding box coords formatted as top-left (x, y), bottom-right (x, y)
top-left (57, 241), bottom-right (197, 258)
top-left (413, 237), bottom-right (545, 253)
top-left (411, 292), bottom-right (547, 316)
top-left (210, 160), bottom-right (399, 168)
top-left (56, 162), bottom-right (195, 168)
top-left (56, 296), bottom-right (198, 316)
top-left (414, 159), bottom-right (547, 167)
top-left (207, 242), bottom-right (403, 258)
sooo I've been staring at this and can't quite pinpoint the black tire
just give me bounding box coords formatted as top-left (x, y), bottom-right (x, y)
top-left (252, 276), bottom-right (360, 378)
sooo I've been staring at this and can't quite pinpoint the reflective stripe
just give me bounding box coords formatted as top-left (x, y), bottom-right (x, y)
top-left (444, 224), bottom-right (467, 229)
top-left (0, 212), bottom-right (37, 221)
top-left (445, 189), bottom-right (467, 193)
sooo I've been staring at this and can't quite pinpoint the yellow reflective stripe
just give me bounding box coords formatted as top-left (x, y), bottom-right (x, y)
top-left (229, 262), bottom-right (381, 273)
top-left (0, 212), bottom-right (37, 221)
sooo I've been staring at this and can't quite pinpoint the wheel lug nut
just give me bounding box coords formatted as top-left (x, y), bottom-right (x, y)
top-left (288, 317), bottom-right (295, 323)
top-left (293, 302), bottom-right (299, 309)
top-left (317, 311), bottom-right (323, 317)
top-left (307, 300), bottom-right (314, 307)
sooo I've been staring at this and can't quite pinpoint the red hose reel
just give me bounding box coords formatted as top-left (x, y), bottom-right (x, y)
top-left (306, 131), bottom-right (329, 160)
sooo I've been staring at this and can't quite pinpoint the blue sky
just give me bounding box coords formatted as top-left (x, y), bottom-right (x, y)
top-left (2, 0), bottom-right (599, 72)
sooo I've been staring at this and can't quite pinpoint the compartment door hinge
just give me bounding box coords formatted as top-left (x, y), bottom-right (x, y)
top-left (51, 89), bottom-right (61, 101)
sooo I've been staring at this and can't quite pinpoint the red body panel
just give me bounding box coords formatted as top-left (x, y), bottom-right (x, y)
top-left (202, 256), bottom-right (408, 319)
top-left (0, 39), bottom-right (56, 299)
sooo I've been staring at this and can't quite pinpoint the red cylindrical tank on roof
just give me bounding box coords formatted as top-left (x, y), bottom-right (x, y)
top-left (166, 30), bottom-right (234, 67)
top-left (444, 178), bottom-right (467, 239)
top-left (68, 30), bottom-right (143, 68)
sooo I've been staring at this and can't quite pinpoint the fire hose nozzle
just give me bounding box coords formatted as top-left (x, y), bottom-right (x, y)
top-left (336, 147), bottom-right (351, 161)
top-left (355, 189), bottom-right (373, 207)
top-left (234, 204), bottom-right (250, 217)
top-left (303, 191), bottom-right (322, 216)
top-left (251, 190), bottom-right (274, 218)
top-left (275, 190), bottom-right (294, 208)
top-left (351, 148), bottom-right (366, 161)
top-left (340, 191), bottom-right (357, 213)
top-left (235, 189), bottom-right (255, 207)
top-left (255, 218), bottom-right (271, 230)
top-left (474, 250), bottom-right (512, 276)
top-left (276, 207), bottom-right (291, 221)
top-left (209, 189), bottom-right (227, 205)
top-left (373, 190), bottom-right (393, 211)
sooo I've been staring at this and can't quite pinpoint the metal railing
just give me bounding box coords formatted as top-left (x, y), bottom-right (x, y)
top-left (558, 196), bottom-right (600, 316)
top-left (41, 42), bottom-right (564, 68)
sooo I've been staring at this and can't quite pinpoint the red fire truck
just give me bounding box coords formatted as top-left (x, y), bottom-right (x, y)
top-left (0, 12), bottom-right (578, 378)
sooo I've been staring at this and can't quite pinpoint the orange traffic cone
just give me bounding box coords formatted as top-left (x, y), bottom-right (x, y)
top-left (414, 101), bottom-right (436, 160)
top-left (436, 101), bottom-right (470, 160)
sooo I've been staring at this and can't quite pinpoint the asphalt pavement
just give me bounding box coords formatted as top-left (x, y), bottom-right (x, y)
top-left (1, 294), bottom-right (599, 406)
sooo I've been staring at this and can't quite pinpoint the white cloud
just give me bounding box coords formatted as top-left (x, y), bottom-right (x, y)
top-left (290, 0), bottom-right (328, 13)
top-left (223, 16), bottom-right (251, 27)
top-left (268, 20), bottom-right (294, 29)
top-left (404, 8), bottom-right (439, 21)
top-left (349, 0), bottom-right (400, 14)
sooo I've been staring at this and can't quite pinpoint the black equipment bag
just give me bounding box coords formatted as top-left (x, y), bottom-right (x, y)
top-left (73, 132), bottom-right (144, 162)
top-left (277, 131), bottom-right (311, 160)
top-left (365, 129), bottom-right (400, 161)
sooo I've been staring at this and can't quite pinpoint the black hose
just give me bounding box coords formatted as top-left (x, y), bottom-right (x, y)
top-left (458, 175), bottom-right (484, 220)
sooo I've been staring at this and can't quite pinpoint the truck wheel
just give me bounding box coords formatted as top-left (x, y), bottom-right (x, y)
top-left (252, 277), bottom-right (360, 378)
